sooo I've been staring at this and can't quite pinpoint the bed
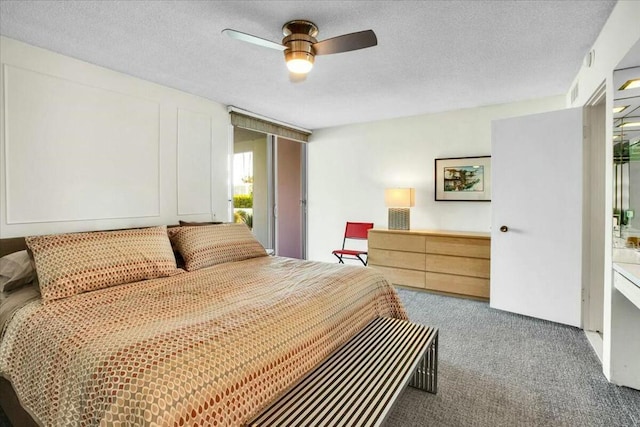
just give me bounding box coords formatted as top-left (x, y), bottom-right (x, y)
top-left (0, 223), bottom-right (406, 426)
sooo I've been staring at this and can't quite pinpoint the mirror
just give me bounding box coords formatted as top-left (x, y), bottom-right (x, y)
top-left (613, 62), bottom-right (640, 245)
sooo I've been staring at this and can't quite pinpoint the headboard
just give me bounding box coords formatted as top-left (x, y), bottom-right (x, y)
top-left (0, 224), bottom-right (194, 259)
top-left (0, 237), bottom-right (27, 258)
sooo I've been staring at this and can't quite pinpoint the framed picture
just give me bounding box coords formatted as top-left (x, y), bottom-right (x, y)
top-left (435, 156), bottom-right (491, 201)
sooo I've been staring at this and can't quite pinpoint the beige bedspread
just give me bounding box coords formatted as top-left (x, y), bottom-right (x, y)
top-left (0, 256), bottom-right (406, 426)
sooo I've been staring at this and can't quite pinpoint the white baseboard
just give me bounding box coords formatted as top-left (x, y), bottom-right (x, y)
top-left (584, 330), bottom-right (603, 364)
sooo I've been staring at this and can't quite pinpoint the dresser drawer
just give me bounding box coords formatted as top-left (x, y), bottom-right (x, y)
top-left (369, 231), bottom-right (425, 253)
top-left (369, 248), bottom-right (425, 270)
top-left (425, 236), bottom-right (490, 259)
top-left (369, 265), bottom-right (425, 288)
top-left (424, 272), bottom-right (490, 298)
top-left (425, 254), bottom-right (490, 279)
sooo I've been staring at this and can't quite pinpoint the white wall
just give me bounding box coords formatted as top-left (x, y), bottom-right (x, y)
top-left (307, 96), bottom-right (564, 263)
top-left (0, 37), bottom-right (230, 238)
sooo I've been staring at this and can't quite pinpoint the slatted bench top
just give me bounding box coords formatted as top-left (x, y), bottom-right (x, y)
top-left (248, 316), bottom-right (438, 427)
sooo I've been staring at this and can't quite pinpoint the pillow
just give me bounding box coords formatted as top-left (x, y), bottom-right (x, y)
top-left (26, 226), bottom-right (181, 302)
top-left (169, 223), bottom-right (267, 271)
top-left (172, 219), bottom-right (224, 265)
top-left (0, 250), bottom-right (37, 292)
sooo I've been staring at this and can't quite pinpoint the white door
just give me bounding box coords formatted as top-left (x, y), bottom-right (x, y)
top-left (490, 108), bottom-right (583, 327)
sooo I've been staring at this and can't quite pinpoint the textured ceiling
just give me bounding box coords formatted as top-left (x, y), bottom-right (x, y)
top-left (0, 0), bottom-right (617, 130)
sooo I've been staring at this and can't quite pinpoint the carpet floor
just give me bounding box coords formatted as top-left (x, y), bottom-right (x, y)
top-left (1, 288), bottom-right (639, 426)
top-left (382, 288), bottom-right (640, 427)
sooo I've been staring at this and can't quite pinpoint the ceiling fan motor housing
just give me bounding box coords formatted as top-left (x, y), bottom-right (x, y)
top-left (282, 20), bottom-right (318, 68)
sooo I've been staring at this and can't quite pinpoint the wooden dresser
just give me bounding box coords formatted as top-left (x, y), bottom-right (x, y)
top-left (368, 229), bottom-right (491, 299)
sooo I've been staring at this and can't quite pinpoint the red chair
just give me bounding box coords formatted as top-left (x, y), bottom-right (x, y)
top-left (332, 222), bottom-right (374, 266)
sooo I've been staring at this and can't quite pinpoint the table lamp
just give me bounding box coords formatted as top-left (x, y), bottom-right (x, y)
top-left (385, 188), bottom-right (415, 230)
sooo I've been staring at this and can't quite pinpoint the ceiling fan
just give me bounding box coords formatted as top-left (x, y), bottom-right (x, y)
top-left (222, 20), bottom-right (377, 78)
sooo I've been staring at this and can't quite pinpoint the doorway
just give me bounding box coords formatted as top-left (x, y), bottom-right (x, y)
top-left (583, 85), bottom-right (607, 353)
top-left (232, 128), bottom-right (307, 258)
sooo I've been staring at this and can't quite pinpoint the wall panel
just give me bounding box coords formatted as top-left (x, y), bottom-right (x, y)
top-left (4, 65), bottom-right (160, 223)
top-left (177, 108), bottom-right (211, 215)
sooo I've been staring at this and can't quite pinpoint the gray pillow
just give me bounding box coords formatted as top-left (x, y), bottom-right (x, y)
top-left (0, 250), bottom-right (37, 292)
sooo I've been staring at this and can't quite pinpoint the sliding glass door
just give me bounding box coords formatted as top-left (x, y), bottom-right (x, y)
top-left (275, 137), bottom-right (307, 259)
top-left (232, 128), bottom-right (306, 258)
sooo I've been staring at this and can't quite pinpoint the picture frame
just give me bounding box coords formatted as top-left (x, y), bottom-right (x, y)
top-left (434, 156), bottom-right (491, 201)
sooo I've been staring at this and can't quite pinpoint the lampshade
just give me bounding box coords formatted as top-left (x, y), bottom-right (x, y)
top-left (385, 188), bottom-right (415, 208)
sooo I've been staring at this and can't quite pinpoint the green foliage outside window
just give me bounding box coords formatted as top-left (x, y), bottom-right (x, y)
top-left (234, 210), bottom-right (253, 229)
top-left (233, 194), bottom-right (253, 208)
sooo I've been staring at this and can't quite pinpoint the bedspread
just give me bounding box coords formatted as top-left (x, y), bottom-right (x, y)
top-left (0, 256), bottom-right (406, 426)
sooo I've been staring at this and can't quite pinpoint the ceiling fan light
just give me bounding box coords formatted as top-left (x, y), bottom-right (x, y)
top-left (287, 58), bottom-right (313, 74)
top-left (285, 50), bottom-right (314, 74)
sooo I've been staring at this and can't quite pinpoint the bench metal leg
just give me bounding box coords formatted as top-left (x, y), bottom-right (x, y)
top-left (408, 332), bottom-right (438, 394)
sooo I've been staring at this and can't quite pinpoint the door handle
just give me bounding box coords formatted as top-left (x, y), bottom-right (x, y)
top-left (500, 225), bottom-right (508, 232)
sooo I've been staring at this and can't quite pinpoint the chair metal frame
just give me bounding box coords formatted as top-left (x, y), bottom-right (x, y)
top-left (332, 222), bottom-right (374, 266)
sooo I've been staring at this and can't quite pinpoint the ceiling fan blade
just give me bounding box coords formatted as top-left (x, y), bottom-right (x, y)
top-left (313, 30), bottom-right (377, 55)
top-left (222, 29), bottom-right (286, 51)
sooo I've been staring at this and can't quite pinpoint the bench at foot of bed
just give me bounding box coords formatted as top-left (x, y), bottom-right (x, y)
top-left (249, 316), bottom-right (438, 427)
